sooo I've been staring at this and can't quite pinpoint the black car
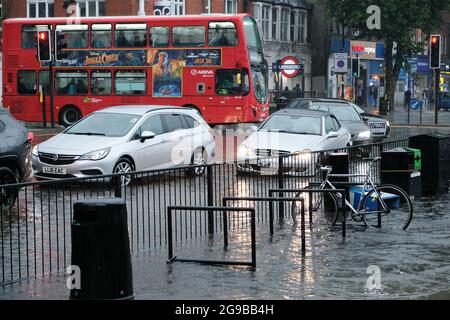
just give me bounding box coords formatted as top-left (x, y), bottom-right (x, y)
top-left (0, 108), bottom-right (33, 208)
top-left (286, 98), bottom-right (390, 141)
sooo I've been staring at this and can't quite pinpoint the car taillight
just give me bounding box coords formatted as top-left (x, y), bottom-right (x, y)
top-left (27, 132), bottom-right (34, 142)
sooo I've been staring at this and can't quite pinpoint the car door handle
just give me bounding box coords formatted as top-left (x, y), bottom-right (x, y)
top-left (160, 139), bottom-right (169, 143)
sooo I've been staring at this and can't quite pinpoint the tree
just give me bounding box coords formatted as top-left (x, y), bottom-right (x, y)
top-left (322, 0), bottom-right (450, 109)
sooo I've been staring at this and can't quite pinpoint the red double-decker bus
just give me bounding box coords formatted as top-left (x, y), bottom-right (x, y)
top-left (2, 14), bottom-right (269, 126)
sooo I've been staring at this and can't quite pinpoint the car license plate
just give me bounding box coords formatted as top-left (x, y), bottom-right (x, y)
top-left (258, 159), bottom-right (271, 168)
top-left (43, 167), bottom-right (67, 175)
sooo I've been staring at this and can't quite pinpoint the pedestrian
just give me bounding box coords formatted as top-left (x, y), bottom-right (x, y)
top-left (293, 83), bottom-right (302, 98)
top-left (405, 89), bottom-right (411, 110)
top-left (356, 86), bottom-right (363, 105)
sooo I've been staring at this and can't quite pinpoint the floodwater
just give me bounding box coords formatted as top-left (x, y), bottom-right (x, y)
top-left (1, 188), bottom-right (450, 300)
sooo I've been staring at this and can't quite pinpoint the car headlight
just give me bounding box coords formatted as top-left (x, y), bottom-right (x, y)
top-left (294, 149), bottom-right (312, 161)
top-left (357, 130), bottom-right (371, 139)
top-left (79, 147), bottom-right (111, 161)
top-left (386, 121), bottom-right (390, 127)
top-left (237, 144), bottom-right (254, 158)
top-left (32, 145), bottom-right (39, 157)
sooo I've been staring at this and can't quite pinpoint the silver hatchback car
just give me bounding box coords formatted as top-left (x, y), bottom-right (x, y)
top-left (32, 105), bottom-right (215, 181)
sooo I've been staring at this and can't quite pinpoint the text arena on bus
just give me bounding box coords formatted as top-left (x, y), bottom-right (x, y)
top-left (2, 14), bottom-right (269, 126)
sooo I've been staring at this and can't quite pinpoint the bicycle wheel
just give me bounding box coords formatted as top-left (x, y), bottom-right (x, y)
top-left (359, 184), bottom-right (413, 230)
top-left (291, 186), bottom-right (339, 225)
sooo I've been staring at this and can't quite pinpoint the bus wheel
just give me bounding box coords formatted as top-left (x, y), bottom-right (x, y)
top-left (59, 106), bottom-right (81, 127)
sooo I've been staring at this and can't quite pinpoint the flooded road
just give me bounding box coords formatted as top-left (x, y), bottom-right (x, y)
top-left (2, 190), bottom-right (450, 300)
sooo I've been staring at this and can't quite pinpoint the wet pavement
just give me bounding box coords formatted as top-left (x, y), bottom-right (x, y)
top-left (1, 185), bottom-right (450, 300)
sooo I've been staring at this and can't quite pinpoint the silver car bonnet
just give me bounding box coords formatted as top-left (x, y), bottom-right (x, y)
top-left (37, 133), bottom-right (127, 154)
top-left (242, 130), bottom-right (325, 152)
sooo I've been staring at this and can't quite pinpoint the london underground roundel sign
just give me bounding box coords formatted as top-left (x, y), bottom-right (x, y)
top-left (280, 56), bottom-right (301, 78)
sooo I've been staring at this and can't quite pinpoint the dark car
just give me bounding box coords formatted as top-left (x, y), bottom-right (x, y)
top-left (286, 98), bottom-right (390, 141)
top-left (0, 108), bottom-right (33, 208)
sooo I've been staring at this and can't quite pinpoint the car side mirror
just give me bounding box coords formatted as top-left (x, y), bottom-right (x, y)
top-left (362, 117), bottom-right (369, 122)
top-left (140, 131), bottom-right (156, 142)
top-left (327, 132), bottom-right (339, 139)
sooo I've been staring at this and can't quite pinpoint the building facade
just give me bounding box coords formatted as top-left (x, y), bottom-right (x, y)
top-left (1, 0), bottom-right (312, 96)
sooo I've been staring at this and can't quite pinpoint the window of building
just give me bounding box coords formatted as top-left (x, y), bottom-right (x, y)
top-left (271, 7), bottom-right (278, 41)
top-left (78, 0), bottom-right (106, 17)
top-left (91, 24), bottom-right (112, 48)
top-left (216, 69), bottom-right (244, 96)
top-left (149, 27), bottom-right (169, 47)
top-left (290, 11), bottom-right (296, 43)
top-left (55, 71), bottom-right (88, 95)
top-left (0, 1), bottom-right (3, 33)
top-left (208, 22), bottom-right (238, 46)
top-left (17, 70), bottom-right (37, 95)
top-left (115, 24), bottom-right (147, 48)
top-left (280, 8), bottom-right (289, 41)
top-left (115, 70), bottom-right (146, 95)
top-left (172, 26), bottom-right (205, 47)
top-left (225, 0), bottom-right (238, 14)
top-left (174, 0), bottom-right (185, 15)
top-left (91, 71), bottom-right (112, 95)
top-left (298, 11), bottom-right (306, 44)
top-left (28, 0), bottom-right (54, 18)
top-left (261, 5), bottom-right (270, 40)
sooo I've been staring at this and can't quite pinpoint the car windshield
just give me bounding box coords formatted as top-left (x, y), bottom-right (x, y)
top-left (260, 114), bottom-right (322, 135)
top-left (65, 112), bottom-right (141, 137)
top-left (349, 102), bottom-right (366, 114)
top-left (328, 105), bottom-right (361, 121)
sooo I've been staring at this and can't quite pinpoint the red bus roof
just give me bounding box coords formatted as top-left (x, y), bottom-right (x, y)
top-left (3, 14), bottom-right (251, 25)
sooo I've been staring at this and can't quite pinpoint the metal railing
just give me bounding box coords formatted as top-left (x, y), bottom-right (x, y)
top-left (0, 139), bottom-right (409, 285)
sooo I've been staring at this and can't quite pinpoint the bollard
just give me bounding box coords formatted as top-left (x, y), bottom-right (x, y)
top-left (70, 198), bottom-right (134, 300)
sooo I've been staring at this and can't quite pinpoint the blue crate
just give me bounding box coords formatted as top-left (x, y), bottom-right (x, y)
top-left (350, 186), bottom-right (400, 210)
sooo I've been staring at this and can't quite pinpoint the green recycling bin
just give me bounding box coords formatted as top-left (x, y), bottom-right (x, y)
top-left (403, 147), bottom-right (421, 170)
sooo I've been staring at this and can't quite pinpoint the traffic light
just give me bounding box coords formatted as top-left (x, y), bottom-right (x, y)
top-left (430, 34), bottom-right (441, 69)
top-left (352, 58), bottom-right (360, 77)
top-left (37, 30), bottom-right (51, 62)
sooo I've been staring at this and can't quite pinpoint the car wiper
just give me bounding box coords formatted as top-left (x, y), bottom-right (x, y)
top-left (68, 132), bottom-right (106, 136)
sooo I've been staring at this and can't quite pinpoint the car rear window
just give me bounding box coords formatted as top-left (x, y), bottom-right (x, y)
top-left (161, 114), bottom-right (184, 132)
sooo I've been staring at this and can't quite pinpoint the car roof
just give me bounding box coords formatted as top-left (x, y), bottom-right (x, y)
top-left (291, 98), bottom-right (349, 105)
top-left (96, 105), bottom-right (195, 116)
top-left (273, 108), bottom-right (332, 117)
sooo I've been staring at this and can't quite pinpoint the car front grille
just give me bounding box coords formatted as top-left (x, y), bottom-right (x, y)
top-left (368, 122), bottom-right (387, 135)
top-left (255, 149), bottom-right (291, 157)
top-left (39, 152), bottom-right (80, 165)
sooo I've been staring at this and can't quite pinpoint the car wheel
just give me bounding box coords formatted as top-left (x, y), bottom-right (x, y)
top-left (186, 148), bottom-right (207, 176)
top-left (113, 158), bottom-right (134, 186)
top-left (0, 167), bottom-right (19, 210)
top-left (60, 106), bottom-right (81, 127)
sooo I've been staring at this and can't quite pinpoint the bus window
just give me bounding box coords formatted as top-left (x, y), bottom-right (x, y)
top-left (17, 70), bottom-right (37, 95)
top-left (38, 71), bottom-right (51, 95)
top-left (115, 24), bottom-right (147, 48)
top-left (21, 25), bottom-right (37, 49)
top-left (55, 71), bottom-right (88, 95)
top-left (91, 71), bottom-right (112, 95)
top-left (208, 22), bottom-right (238, 46)
top-left (216, 69), bottom-right (243, 96)
top-left (56, 25), bottom-right (89, 49)
top-left (91, 24), bottom-right (112, 48)
top-left (172, 26), bottom-right (205, 47)
top-left (149, 27), bottom-right (169, 47)
top-left (115, 70), bottom-right (146, 95)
